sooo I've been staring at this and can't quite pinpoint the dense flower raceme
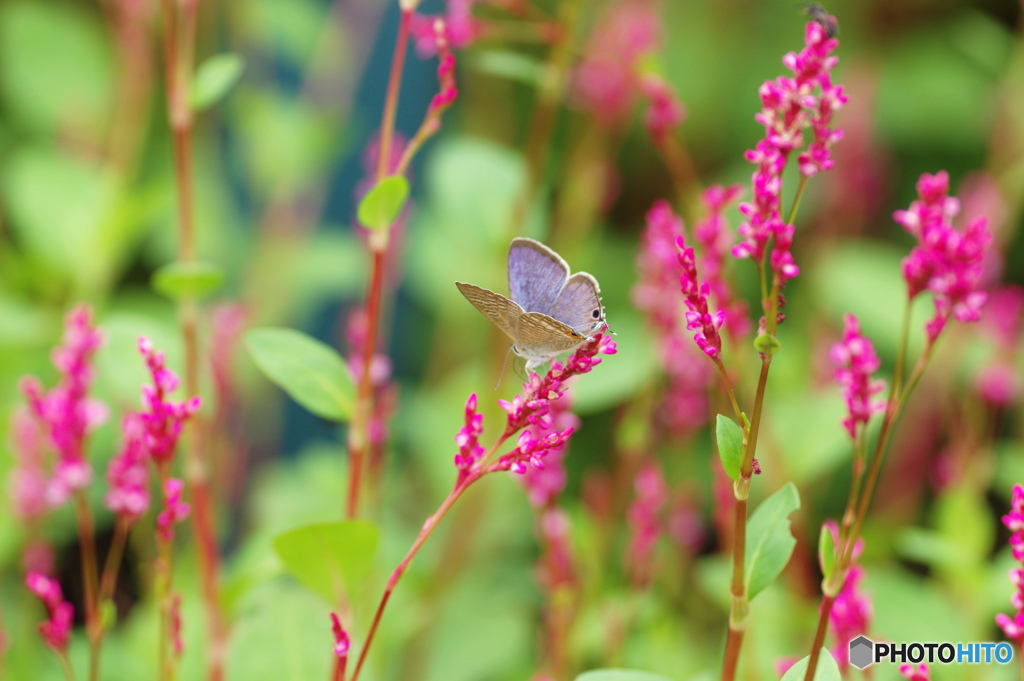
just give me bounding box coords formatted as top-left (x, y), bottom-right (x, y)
top-left (410, 0), bottom-right (479, 57)
top-left (625, 463), bottom-right (668, 586)
top-left (895, 171), bottom-right (992, 343)
top-left (25, 572), bottom-right (74, 653)
top-left (640, 74), bottom-right (686, 145)
top-left (693, 185), bottom-right (749, 340)
top-left (157, 478), bottom-right (190, 542)
top-left (520, 396), bottom-right (579, 508)
top-left (105, 414), bottom-right (150, 519)
top-left (677, 229), bottom-right (725, 359)
top-left (830, 314), bottom-right (886, 439)
top-left (455, 333), bottom-right (617, 484)
top-left (19, 305), bottom-right (106, 508)
top-left (733, 19), bottom-right (847, 292)
top-left (996, 484), bottom-right (1024, 643)
top-left (570, 0), bottom-right (659, 124)
top-left (137, 337), bottom-right (201, 466)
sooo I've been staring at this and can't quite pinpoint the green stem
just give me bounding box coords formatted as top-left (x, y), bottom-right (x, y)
top-left (73, 493), bottom-right (101, 681)
top-left (784, 175), bottom-right (809, 226)
top-left (713, 358), bottom-right (744, 425)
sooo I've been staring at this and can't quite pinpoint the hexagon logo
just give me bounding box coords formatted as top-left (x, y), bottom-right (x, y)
top-left (849, 635), bottom-right (874, 670)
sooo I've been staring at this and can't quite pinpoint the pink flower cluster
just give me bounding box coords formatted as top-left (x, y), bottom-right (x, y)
top-left (105, 414), bottom-right (150, 519)
top-left (830, 565), bottom-right (872, 669)
top-left (733, 19), bottom-right (847, 291)
top-left (500, 333), bottom-right (617, 436)
top-left (625, 463), bottom-right (667, 586)
top-left (900, 664), bottom-right (930, 681)
top-left (677, 228), bottom-right (725, 359)
top-left (570, 0), bottom-right (659, 124)
top-left (996, 484), bottom-right (1024, 642)
top-left (427, 19), bottom-right (458, 120)
top-left (410, 0), bottom-right (478, 57)
top-left (156, 478), bottom-right (190, 542)
top-left (694, 185), bottom-right (749, 340)
top-left (495, 427), bottom-right (574, 476)
top-left (896, 171), bottom-right (993, 343)
top-left (25, 572), bottom-right (74, 652)
top-left (454, 393), bottom-right (486, 480)
top-left (640, 75), bottom-right (686, 145)
top-left (830, 314), bottom-right (885, 439)
top-left (138, 337), bottom-right (201, 466)
top-left (520, 397), bottom-right (578, 508)
top-left (20, 305), bottom-right (106, 508)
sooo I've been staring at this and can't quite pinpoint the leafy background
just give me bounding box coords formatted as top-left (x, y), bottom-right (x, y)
top-left (0, 0), bottom-right (1022, 679)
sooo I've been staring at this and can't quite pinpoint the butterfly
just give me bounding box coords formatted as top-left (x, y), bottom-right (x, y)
top-left (456, 238), bottom-right (605, 370)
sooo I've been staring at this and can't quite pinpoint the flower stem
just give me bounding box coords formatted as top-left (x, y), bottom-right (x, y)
top-left (802, 593), bottom-right (836, 681)
top-left (720, 356), bottom-right (772, 681)
top-left (784, 175), bottom-right (809, 226)
top-left (160, 0), bottom-right (225, 677)
top-left (58, 651), bottom-right (79, 681)
top-left (350, 471), bottom-right (481, 681)
top-left (375, 7), bottom-right (412, 183)
top-left (713, 358), bottom-right (743, 424)
top-left (98, 516), bottom-right (130, 605)
top-left (73, 492), bottom-right (101, 681)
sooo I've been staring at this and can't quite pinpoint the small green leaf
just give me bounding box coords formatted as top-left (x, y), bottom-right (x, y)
top-left (575, 671), bottom-right (674, 681)
top-left (754, 332), bottom-right (781, 356)
top-left (780, 649), bottom-right (841, 681)
top-left (357, 175), bottom-right (409, 231)
top-left (245, 328), bottom-right (355, 422)
top-left (745, 481), bottom-right (800, 599)
top-left (191, 53), bottom-right (245, 110)
top-left (152, 260), bottom-right (225, 300)
top-left (818, 523), bottom-right (836, 583)
top-left (272, 520), bottom-right (380, 604)
top-left (716, 414), bottom-right (744, 481)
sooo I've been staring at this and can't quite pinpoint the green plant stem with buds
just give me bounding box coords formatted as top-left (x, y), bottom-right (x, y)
top-left (802, 300), bottom-right (933, 681)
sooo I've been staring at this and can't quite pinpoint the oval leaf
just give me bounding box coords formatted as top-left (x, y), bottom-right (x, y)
top-left (272, 520), bottom-right (380, 604)
top-left (716, 414), bottom-right (744, 481)
top-left (245, 327), bottom-right (354, 422)
top-left (818, 523), bottom-right (836, 582)
top-left (745, 481), bottom-right (800, 599)
top-left (576, 671), bottom-right (675, 681)
top-left (780, 649), bottom-right (841, 681)
top-left (357, 175), bottom-right (409, 231)
top-left (152, 260), bottom-right (225, 300)
top-left (191, 53), bottom-right (245, 111)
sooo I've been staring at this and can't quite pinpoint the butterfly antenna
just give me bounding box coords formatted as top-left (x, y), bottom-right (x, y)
top-left (494, 345), bottom-right (514, 390)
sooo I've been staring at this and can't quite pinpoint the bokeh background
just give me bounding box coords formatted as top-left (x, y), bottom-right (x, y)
top-left (1, 0), bottom-right (1023, 679)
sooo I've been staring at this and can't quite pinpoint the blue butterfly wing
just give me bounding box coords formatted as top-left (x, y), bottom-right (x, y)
top-left (507, 238), bottom-right (569, 314)
top-left (549, 272), bottom-right (604, 335)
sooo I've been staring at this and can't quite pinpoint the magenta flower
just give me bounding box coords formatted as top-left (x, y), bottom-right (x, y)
top-left (733, 19), bottom-right (847, 293)
top-left (454, 393), bottom-right (486, 482)
top-left (975, 285), bottom-right (1024, 406)
top-left (625, 463), bottom-right (668, 586)
top-left (520, 395), bottom-right (578, 507)
top-left (138, 337), bottom-right (201, 466)
top-left (20, 305), bottom-right (106, 507)
top-left (25, 572), bottom-right (74, 652)
top-left (677, 229), bottom-right (726, 359)
top-left (410, 0), bottom-right (478, 57)
top-left (427, 19), bottom-right (458, 120)
top-left (829, 564), bottom-right (872, 670)
top-left (997, 484), bottom-right (1024, 642)
top-left (156, 478), bottom-right (190, 542)
top-left (500, 333), bottom-right (617, 437)
top-left (900, 664), bottom-right (930, 681)
top-left (694, 185), bottom-right (749, 340)
top-left (830, 314), bottom-right (886, 439)
top-left (895, 171), bottom-right (992, 343)
top-left (640, 75), bottom-right (685, 145)
top-left (104, 414), bottom-right (150, 520)
top-left (537, 508), bottom-right (576, 589)
top-left (569, 1), bottom-right (659, 124)
top-left (331, 612), bottom-right (350, 658)
top-left (8, 408), bottom-right (49, 521)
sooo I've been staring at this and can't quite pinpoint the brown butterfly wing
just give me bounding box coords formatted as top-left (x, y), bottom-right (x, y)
top-left (455, 281), bottom-right (523, 343)
top-left (515, 312), bottom-right (586, 356)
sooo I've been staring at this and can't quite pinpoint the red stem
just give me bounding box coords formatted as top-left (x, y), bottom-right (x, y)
top-left (376, 8), bottom-right (412, 182)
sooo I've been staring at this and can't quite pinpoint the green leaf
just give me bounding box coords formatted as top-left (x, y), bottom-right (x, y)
top-left (780, 649), bottom-right (840, 681)
top-left (152, 260), bottom-right (225, 300)
top-left (575, 671), bottom-right (675, 681)
top-left (818, 523), bottom-right (836, 583)
top-left (716, 414), bottom-right (744, 481)
top-left (357, 175), bottom-right (409, 231)
top-left (272, 520), bottom-right (380, 604)
top-left (245, 328), bottom-right (355, 422)
top-left (472, 50), bottom-right (545, 86)
top-left (745, 482), bottom-right (800, 599)
top-left (191, 53), bottom-right (245, 110)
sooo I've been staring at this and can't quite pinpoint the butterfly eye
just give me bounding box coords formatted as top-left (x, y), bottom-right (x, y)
top-left (591, 309), bottom-right (601, 319)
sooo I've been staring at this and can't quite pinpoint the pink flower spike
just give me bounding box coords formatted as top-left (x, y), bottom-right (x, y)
top-left (830, 314), bottom-right (885, 439)
top-left (625, 463), bottom-right (668, 586)
top-left (331, 613), bottom-right (350, 658)
top-left (997, 484), bottom-right (1024, 643)
top-left (105, 414), bottom-right (151, 520)
top-left (829, 565), bottom-right (872, 671)
top-left (137, 337), bottom-right (201, 465)
top-left (676, 224), bottom-right (724, 359)
top-left (25, 572), bottom-right (73, 652)
top-left (156, 478), bottom-right (190, 542)
top-left (640, 75), bottom-right (686, 145)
